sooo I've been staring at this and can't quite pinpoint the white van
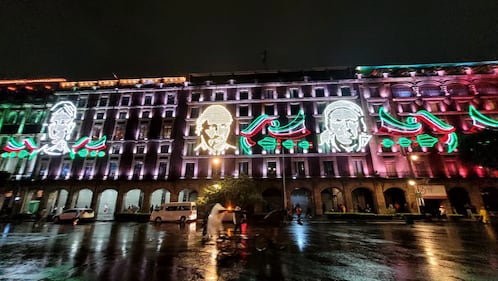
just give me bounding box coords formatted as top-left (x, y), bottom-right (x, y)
top-left (150, 202), bottom-right (197, 223)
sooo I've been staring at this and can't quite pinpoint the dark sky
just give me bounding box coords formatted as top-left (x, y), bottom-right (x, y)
top-left (1, 0), bottom-right (497, 80)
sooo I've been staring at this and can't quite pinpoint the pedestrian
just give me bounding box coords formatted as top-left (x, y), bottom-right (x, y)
top-left (479, 206), bottom-right (489, 224)
top-left (464, 203), bottom-right (472, 218)
top-left (233, 206), bottom-right (243, 233)
top-left (438, 205), bottom-right (446, 219)
top-left (150, 205), bottom-right (154, 213)
top-left (295, 204), bottom-right (302, 222)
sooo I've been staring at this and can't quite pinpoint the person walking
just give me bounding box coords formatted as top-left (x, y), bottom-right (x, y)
top-left (295, 204), bottom-right (302, 223)
top-left (233, 206), bottom-right (243, 233)
top-left (479, 206), bottom-right (489, 224)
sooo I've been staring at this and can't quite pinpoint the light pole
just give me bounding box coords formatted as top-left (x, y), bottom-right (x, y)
top-left (281, 148), bottom-right (287, 210)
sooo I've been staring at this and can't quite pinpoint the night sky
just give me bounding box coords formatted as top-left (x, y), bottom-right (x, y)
top-left (1, 0), bottom-right (497, 80)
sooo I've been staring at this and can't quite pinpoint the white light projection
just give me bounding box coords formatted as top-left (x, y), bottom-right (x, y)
top-left (195, 105), bottom-right (236, 155)
top-left (320, 101), bottom-right (371, 152)
top-left (45, 101), bottom-right (77, 155)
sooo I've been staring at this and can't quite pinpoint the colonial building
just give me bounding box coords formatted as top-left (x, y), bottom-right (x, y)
top-left (0, 61), bottom-right (497, 219)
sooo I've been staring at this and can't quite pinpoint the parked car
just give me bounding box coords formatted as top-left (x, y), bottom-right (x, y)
top-left (52, 208), bottom-right (95, 224)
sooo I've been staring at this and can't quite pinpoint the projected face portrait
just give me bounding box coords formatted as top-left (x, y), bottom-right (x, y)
top-left (45, 101), bottom-right (77, 155)
top-left (195, 105), bottom-right (235, 155)
top-left (320, 101), bottom-right (371, 152)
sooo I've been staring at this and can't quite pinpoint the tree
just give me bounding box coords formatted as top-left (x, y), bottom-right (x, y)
top-left (459, 130), bottom-right (498, 170)
top-left (197, 175), bottom-right (263, 213)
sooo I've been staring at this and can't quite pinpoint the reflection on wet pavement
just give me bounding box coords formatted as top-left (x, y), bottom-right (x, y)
top-left (0, 220), bottom-right (497, 280)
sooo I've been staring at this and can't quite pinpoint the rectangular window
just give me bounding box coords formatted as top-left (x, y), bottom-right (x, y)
top-left (340, 87), bottom-right (352, 96)
top-left (167, 94), bottom-right (175, 104)
top-left (114, 125), bottom-right (125, 140)
top-left (108, 162), bottom-right (118, 178)
top-left (133, 162), bottom-right (143, 178)
top-left (165, 110), bottom-right (173, 117)
top-left (290, 104), bottom-right (300, 115)
top-left (118, 111), bottom-right (127, 119)
top-left (414, 162), bottom-right (429, 177)
top-left (215, 92), bottom-right (224, 101)
top-left (353, 159), bottom-right (364, 177)
top-left (77, 98), bottom-right (87, 107)
top-left (239, 162), bottom-right (248, 175)
top-left (138, 123), bottom-right (148, 139)
top-left (191, 92), bottom-right (200, 102)
top-left (136, 145), bottom-right (145, 154)
top-left (267, 161), bottom-right (277, 178)
top-left (96, 112), bottom-right (105, 119)
top-left (289, 88), bottom-right (299, 98)
top-left (144, 96), bottom-right (153, 105)
top-left (186, 143), bottom-right (195, 156)
top-left (121, 96), bottom-right (130, 106)
top-left (189, 125), bottom-right (196, 136)
top-left (185, 163), bottom-right (195, 178)
top-left (112, 144), bottom-right (120, 154)
top-left (315, 88), bottom-right (325, 97)
top-left (83, 162), bottom-right (94, 179)
top-left (60, 162), bottom-right (71, 178)
top-left (323, 161), bottom-right (335, 177)
top-left (264, 104), bottom-right (274, 115)
top-left (239, 105), bottom-right (249, 116)
top-left (190, 107), bottom-right (199, 118)
top-left (160, 144), bottom-right (170, 153)
top-left (317, 102), bottom-right (327, 114)
top-left (295, 161), bottom-right (305, 177)
top-left (264, 89), bottom-right (274, 99)
top-left (142, 111), bottom-right (150, 118)
top-left (162, 123), bottom-right (172, 139)
top-left (385, 161), bottom-right (397, 177)
top-left (239, 91), bottom-right (249, 100)
top-left (158, 162), bottom-right (168, 178)
top-left (99, 97), bottom-right (108, 107)
top-left (445, 160), bottom-right (458, 177)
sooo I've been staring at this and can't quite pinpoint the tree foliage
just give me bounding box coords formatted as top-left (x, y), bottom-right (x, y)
top-left (459, 130), bottom-right (498, 170)
top-left (196, 175), bottom-right (263, 212)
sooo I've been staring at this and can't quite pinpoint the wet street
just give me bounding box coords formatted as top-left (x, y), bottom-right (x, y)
top-left (0, 219), bottom-right (497, 281)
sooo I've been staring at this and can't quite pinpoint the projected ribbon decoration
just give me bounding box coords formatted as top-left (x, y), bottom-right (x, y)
top-left (469, 105), bottom-right (498, 130)
top-left (379, 107), bottom-right (457, 153)
top-left (240, 110), bottom-right (312, 154)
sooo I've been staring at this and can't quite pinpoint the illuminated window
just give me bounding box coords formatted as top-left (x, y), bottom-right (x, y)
top-left (239, 162), bottom-right (248, 175)
top-left (29, 111), bottom-right (43, 124)
top-left (60, 161), bottom-right (71, 178)
top-left (6, 112), bottom-right (18, 124)
top-left (190, 107), bottom-right (199, 118)
top-left (165, 110), bottom-right (173, 117)
top-left (352, 159), bottom-right (364, 177)
top-left (215, 91), bottom-right (224, 101)
top-left (315, 88), bottom-right (325, 97)
top-left (92, 125), bottom-right (103, 140)
top-left (420, 85), bottom-right (442, 97)
top-left (267, 161), bottom-right (277, 178)
top-left (189, 125), bottom-right (196, 136)
top-left (96, 112), bottom-right (105, 119)
top-left (160, 144), bottom-right (170, 153)
top-left (323, 161), bottom-right (335, 177)
top-left (186, 142), bottom-right (195, 156)
top-left (138, 123), bottom-right (148, 140)
top-left (162, 123), bottom-right (172, 138)
top-left (133, 161), bottom-right (143, 178)
top-left (108, 161), bottom-right (118, 178)
top-left (448, 84), bottom-right (469, 96)
top-left (121, 96), bottom-right (130, 106)
top-left (83, 161), bottom-right (94, 179)
top-left (185, 163), bottom-right (195, 178)
top-left (392, 87), bottom-right (412, 98)
top-left (38, 161), bottom-right (48, 177)
top-left (384, 161), bottom-right (397, 177)
top-left (191, 92), bottom-right (201, 102)
top-left (142, 111), bottom-right (151, 118)
top-left (239, 90), bottom-right (249, 100)
top-left (114, 125), bottom-right (125, 140)
top-left (144, 95), bottom-right (153, 105)
top-left (99, 97), bottom-right (108, 107)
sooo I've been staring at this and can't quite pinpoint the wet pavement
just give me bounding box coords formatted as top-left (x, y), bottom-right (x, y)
top-left (0, 219), bottom-right (497, 281)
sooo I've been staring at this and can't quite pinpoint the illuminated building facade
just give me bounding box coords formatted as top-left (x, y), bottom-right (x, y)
top-left (0, 61), bottom-right (498, 219)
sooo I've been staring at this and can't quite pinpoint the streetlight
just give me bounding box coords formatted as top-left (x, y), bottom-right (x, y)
top-left (408, 179), bottom-right (424, 213)
top-left (212, 157), bottom-right (220, 178)
top-left (279, 148), bottom-right (287, 210)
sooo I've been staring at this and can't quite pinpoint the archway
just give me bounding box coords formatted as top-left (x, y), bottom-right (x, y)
top-left (482, 187), bottom-right (498, 212)
top-left (124, 189), bottom-right (143, 212)
top-left (96, 189), bottom-right (118, 220)
top-left (320, 187), bottom-right (344, 213)
top-left (262, 187), bottom-right (282, 211)
top-left (179, 188), bottom-right (196, 202)
top-left (290, 187), bottom-right (312, 216)
top-left (383, 187), bottom-right (407, 213)
top-left (448, 187), bottom-right (471, 215)
top-left (73, 188), bottom-right (93, 208)
top-left (352, 187), bottom-right (375, 213)
top-left (150, 188), bottom-right (171, 209)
